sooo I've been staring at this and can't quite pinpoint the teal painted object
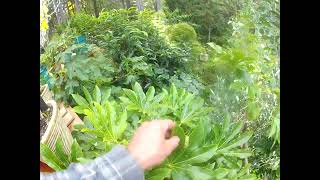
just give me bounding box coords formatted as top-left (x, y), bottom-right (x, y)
top-left (75, 35), bottom-right (86, 44)
top-left (75, 35), bottom-right (88, 54)
top-left (40, 65), bottom-right (53, 89)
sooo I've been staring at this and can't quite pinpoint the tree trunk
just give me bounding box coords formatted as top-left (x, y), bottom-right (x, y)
top-left (154, 0), bottom-right (161, 11)
top-left (74, 0), bottom-right (81, 13)
top-left (53, 0), bottom-right (68, 24)
top-left (121, 0), bottom-right (126, 8)
top-left (125, 0), bottom-right (131, 9)
top-left (136, 0), bottom-right (144, 11)
top-left (208, 26), bottom-right (211, 42)
top-left (92, 0), bottom-right (99, 17)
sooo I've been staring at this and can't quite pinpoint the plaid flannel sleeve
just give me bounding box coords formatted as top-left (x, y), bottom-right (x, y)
top-left (40, 145), bottom-right (145, 180)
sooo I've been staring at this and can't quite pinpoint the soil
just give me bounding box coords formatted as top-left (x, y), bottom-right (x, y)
top-left (40, 106), bottom-right (52, 140)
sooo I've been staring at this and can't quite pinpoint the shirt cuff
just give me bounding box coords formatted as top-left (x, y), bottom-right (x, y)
top-left (102, 145), bottom-right (145, 180)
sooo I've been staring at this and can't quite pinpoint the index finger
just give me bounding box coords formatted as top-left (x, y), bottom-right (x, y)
top-left (156, 119), bottom-right (176, 132)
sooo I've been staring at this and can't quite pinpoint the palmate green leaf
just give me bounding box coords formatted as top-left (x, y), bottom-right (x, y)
top-left (222, 149), bottom-right (252, 159)
top-left (82, 86), bottom-right (93, 104)
top-left (101, 88), bottom-right (111, 105)
top-left (211, 168), bottom-right (229, 179)
top-left (146, 86), bottom-right (155, 102)
top-left (222, 114), bottom-right (231, 134)
top-left (133, 82), bottom-right (146, 103)
top-left (188, 121), bottom-right (205, 151)
top-left (218, 132), bottom-right (253, 153)
top-left (93, 85), bottom-right (101, 104)
top-left (222, 122), bottom-right (243, 146)
top-left (55, 138), bottom-right (70, 167)
top-left (172, 126), bottom-right (185, 152)
top-left (186, 166), bottom-right (215, 180)
top-left (72, 94), bottom-right (89, 107)
top-left (122, 89), bottom-right (139, 107)
top-left (72, 105), bottom-right (85, 114)
top-left (40, 143), bottom-right (66, 171)
top-left (172, 170), bottom-right (191, 180)
top-left (246, 101), bottom-right (261, 120)
top-left (176, 145), bottom-right (218, 164)
top-left (114, 110), bottom-right (128, 139)
top-left (147, 168), bottom-right (172, 180)
top-left (70, 139), bottom-right (83, 162)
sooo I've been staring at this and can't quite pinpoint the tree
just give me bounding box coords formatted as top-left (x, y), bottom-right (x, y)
top-left (120, 0), bottom-right (126, 8)
top-left (52, 0), bottom-right (69, 24)
top-left (74, 0), bottom-right (81, 12)
top-left (136, 0), bottom-right (144, 11)
top-left (92, 0), bottom-right (99, 17)
top-left (154, 0), bottom-right (160, 11)
top-left (125, 0), bottom-right (131, 8)
top-left (165, 0), bottom-right (242, 43)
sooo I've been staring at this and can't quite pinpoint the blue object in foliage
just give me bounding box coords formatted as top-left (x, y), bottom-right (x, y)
top-left (75, 35), bottom-right (86, 44)
top-left (40, 65), bottom-right (53, 89)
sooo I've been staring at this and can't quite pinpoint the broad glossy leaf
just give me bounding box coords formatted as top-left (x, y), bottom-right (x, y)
top-left (55, 138), bottom-right (70, 167)
top-left (219, 132), bottom-right (252, 152)
top-left (238, 175), bottom-right (257, 180)
top-left (133, 82), bottom-right (146, 102)
top-left (246, 102), bottom-right (261, 120)
top-left (72, 106), bottom-right (85, 114)
top-left (172, 170), bottom-right (191, 180)
top-left (211, 168), bottom-right (229, 179)
top-left (93, 85), bottom-right (101, 104)
top-left (222, 114), bottom-right (231, 134)
top-left (172, 126), bottom-right (185, 152)
top-left (40, 143), bottom-right (65, 171)
top-left (223, 122), bottom-right (243, 146)
top-left (101, 88), bottom-right (111, 104)
top-left (186, 166), bottom-right (215, 180)
top-left (123, 89), bottom-right (139, 105)
top-left (222, 149), bottom-right (252, 159)
top-left (72, 94), bottom-right (89, 107)
top-left (71, 139), bottom-right (83, 162)
top-left (177, 145), bottom-right (217, 164)
top-left (147, 168), bottom-right (171, 180)
top-left (116, 110), bottom-right (128, 139)
top-left (188, 121), bottom-right (205, 151)
top-left (82, 86), bottom-right (93, 104)
top-left (146, 86), bottom-right (155, 102)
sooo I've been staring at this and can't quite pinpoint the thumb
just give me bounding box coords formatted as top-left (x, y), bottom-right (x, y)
top-left (164, 136), bottom-right (180, 156)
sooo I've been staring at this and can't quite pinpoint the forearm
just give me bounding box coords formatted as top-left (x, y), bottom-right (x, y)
top-left (40, 145), bottom-right (144, 180)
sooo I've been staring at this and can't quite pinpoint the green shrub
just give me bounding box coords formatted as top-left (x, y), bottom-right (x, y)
top-left (167, 23), bottom-right (197, 42)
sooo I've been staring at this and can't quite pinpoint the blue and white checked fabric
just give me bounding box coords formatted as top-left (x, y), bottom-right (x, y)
top-left (40, 145), bottom-right (144, 180)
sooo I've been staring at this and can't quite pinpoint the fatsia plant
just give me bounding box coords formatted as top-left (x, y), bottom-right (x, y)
top-left (119, 82), bottom-right (167, 120)
top-left (161, 84), bottom-right (212, 127)
top-left (146, 117), bottom-right (255, 180)
top-left (72, 85), bottom-right (111, 114)
top-left (73, 100), bottom-right (128, 159)
top-left (40, 138), bottom-right (86, 171)
top-left (119, 82), bottom-right (212, 127)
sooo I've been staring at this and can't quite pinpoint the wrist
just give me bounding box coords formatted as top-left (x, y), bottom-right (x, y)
top-left (128, 145), bottom-right (149, 170)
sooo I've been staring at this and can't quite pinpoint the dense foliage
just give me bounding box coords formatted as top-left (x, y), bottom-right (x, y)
top-left (40, 0), bottom-right (280, 179)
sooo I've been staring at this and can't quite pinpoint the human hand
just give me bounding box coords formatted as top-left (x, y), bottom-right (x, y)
top-left (128, 120), bottom-right (180, 170)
